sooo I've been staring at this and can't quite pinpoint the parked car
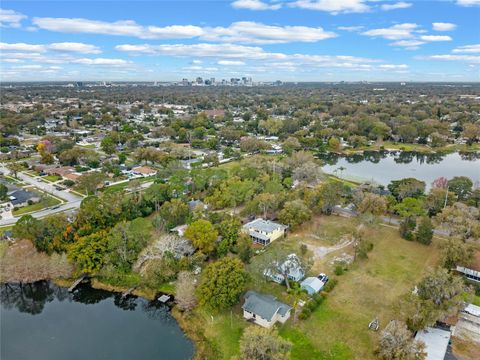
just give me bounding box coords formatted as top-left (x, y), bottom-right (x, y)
top-left (317, 273), bottom-right (329, 283)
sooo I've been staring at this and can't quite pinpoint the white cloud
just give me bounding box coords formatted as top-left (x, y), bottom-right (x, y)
top-left (0, 42), bottom-right (46, 52)
top-left (47, 42), bottom-right (101, 54)
top-left (432, 22), bottom-right (456, 31)
top-left (453, 44), bottom-right (480, 53)
top-left (72, 58), bottom-right (130, 66)
top-left (231, 0), bottom-right (281, 10)
top-left (289, 0), bottom-right (370, 14)
top-left (115, 42), bottom-right (410, 73)
top-left (390, 40), bottom-right (425, 47)
top-left (337, 26), bottom-right (364, 32)
top-left (31, 17), bottom-right (335, 44)
top-left (456, 0), bottom-right (480, 6)
top-left (421, 54), bottom-right (480, 63)
top-left (420, 35), bottom-right (452, 42)
top-left (0, 42), bottom-right (102, 54)
top-left (218, 60), bottom-right (246, 65)
top-left (362, 23), bottom-right (418, 40)
top-left (191, 59), bottom-right (203, 64)
top-left (32, 17), bottom-right (202, 39)
top-left (380, 2), bottom-right (412, 11)
top-left (202, 22), bottom-right (336, 44)
top-left (379, 64), bottom-right (408, 69)
top-left (0, 9), bottom-right (26, 28)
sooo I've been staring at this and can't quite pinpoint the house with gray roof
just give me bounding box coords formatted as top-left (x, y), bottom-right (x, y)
top-left (242, 218), bottom-right (288, 246)
top-left (242, 290), bottom-right (292, 328)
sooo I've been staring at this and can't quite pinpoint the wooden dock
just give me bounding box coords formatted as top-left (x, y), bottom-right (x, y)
top-left (68, 274), bottom-right (87, 292)
top-left (121, 286), bottom-right (137, 298)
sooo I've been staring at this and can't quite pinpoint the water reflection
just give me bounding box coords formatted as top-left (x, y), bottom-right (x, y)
top-left (320, 151), bottom-right (480, 186)
top-left (0, 281), bottom-right (194, 360)
top-left (0, 281), bottom-right (167, 316)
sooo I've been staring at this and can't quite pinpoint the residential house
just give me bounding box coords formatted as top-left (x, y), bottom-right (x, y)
top-left (242, 218), bottom-right (287, 246)
top-left (242, 290), bottom-right (291, 328)
top-left (131, 166), bottom-right (157, 177)
top-left (456, 250), bottom-right (480, 282)
top-left (44, 166), bottom-right (75, 178)
top-left (300, 277), bottom-right (325, 295)
top-left (9, 189), bottom-right (41, 207)
top-left (264, 254), bottom-right (305, 284)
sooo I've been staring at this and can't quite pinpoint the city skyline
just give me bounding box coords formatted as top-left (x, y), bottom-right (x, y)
top-left (1, 0), bottom-right (479, 82)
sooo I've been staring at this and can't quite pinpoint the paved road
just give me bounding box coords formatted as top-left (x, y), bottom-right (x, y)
top-left (0, 164), bottom-right (84, 226)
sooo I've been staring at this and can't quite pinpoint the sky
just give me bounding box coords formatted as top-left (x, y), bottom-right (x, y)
top-left (0, 0), bottom-right (479, 82)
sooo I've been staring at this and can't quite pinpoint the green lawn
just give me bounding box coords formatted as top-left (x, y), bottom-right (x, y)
top-left (42, 175), bottom-right (62, 182)
top-left (13, 196), bottom-right (62, 216)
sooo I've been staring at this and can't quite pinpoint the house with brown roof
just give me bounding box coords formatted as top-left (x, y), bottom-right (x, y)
top-left (132, 166), bottom-right (157, 177)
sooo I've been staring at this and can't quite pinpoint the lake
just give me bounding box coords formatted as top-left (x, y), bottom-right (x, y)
top-left (320, 151), bottom-right (480, 187)
top-left (0, 281), bottom-right (194, 360)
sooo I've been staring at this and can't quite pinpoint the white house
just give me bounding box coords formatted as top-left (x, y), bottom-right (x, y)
top-left (242, 291), bottom-right (291, 328)
top-left (242, 218), bottom-right (287, 246)
top-left (300, 277), bottom-right (325, 295)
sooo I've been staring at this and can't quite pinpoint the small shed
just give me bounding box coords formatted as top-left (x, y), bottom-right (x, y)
top-left (414, 327), bottom-right (451, 360)
top-left (300, 277), bottom-right (325, 295)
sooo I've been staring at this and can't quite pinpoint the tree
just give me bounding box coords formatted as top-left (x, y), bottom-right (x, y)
top-left (398, 124), bottom-right (418, 143)
top-left (399, 217), bottom-right (416, 241)
top-left (12, 215), bottom-right (42, 243)
top-left (175, 271), bottom-right (197, 312)
top-left (425, 188), bottom-right (454, 216)
top-left (440, 238), bottom-right (473, 269)
top-left (239, 326), bottom-right (291, 360)
top-left (158, 199), bottom-right (189, 229)
top-left (0, 183), bottom-right (7, 200)
top-left (377, 320), bottom-right (426, 360)
top-left (388, 178), bottom-right (426, 201)
top-left (106, 219), bottom-right (151, 272)
top-left (292, 161), bottom-right (324, 185)
top-left (328, 137), bottom-right (341, 151)
top-left (197, 257), bottom-right (247, 310)
top-left (435, 202), bottom-right (480, 242)
top-left (462, 123), bottom-right (480, 144)
top-left (448, 176), bottom-right (473, 201)
top-left (7, 162), bottom-right (24, 179)
top-left (415, 217), bottom-right (433, 245)
top-left (76, 172), bottom-right (106, 195)
top-left (217, 217), bottom-right (241, 250)
top-left (282, 137), bottom-right (301, 155)
top-left (357, 193), bottom-right (387, 216)
top-left (394, 197), bottom-right (426, 218)
top-left (101, 136), bottom-right (116, 155)
top-left (68, 231), bottom-right (108, 274)
top-left (184, 219), bottom-right (218, 254)
top-left (417, 267), bottom-right (464, 309)
top-left (279, 200), bottom-right (312, 228)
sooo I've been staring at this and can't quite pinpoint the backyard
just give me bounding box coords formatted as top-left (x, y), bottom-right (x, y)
top-left (193, 215), bottom-right (442, 359)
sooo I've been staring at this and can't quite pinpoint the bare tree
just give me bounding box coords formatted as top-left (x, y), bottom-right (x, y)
top-left (175, 271), bottom-right (197, 312)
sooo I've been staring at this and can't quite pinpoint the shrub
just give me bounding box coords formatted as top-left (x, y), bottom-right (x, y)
top-left (322, 278), bottom-right (338, 293)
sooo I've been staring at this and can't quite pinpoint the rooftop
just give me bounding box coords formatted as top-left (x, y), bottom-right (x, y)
top-left (243, 218), bottom-right (287, 234)
top-left (414, 327), bottom-right (451, 360)
top-left (242, 290), bottom-right (291, 322)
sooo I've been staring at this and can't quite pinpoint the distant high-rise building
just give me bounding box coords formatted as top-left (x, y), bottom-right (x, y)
top-left (75, 82), bottom-right (84, 87)
top-left (210, 77), bottom-right (215, 85)
top-left (196, 77), bottom-right (203, 84)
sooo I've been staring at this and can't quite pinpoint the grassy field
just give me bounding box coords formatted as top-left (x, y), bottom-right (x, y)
top-left (13, 196), bottom-right (62, 216)
top-left (42, 175), bottom-right (62, 182)
top-left (185, 215), bottom-right (441, 360)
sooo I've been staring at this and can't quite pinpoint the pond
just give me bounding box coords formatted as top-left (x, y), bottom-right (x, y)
top-left (0, 281), bottom-right (194, 360)
top-left (320, 151), bottom-right (480, 187)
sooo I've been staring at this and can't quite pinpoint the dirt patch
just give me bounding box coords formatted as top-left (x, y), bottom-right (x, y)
top-left (302, 236), bottom-right (353, 261)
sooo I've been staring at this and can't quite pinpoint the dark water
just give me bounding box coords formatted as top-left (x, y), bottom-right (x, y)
top-left (320, 151), bottom-right (480, 186)
top-left (0, 281), bottom-right (194, 360)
